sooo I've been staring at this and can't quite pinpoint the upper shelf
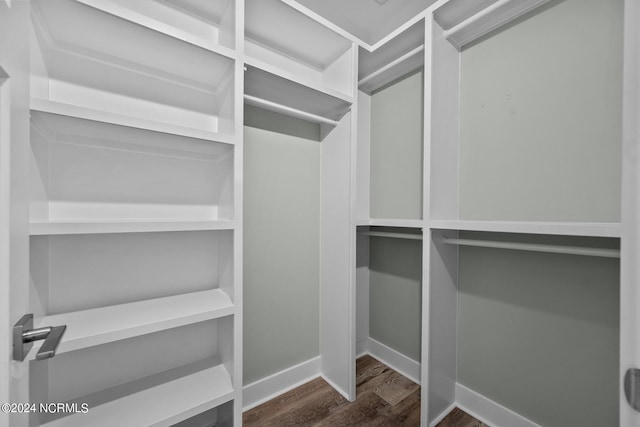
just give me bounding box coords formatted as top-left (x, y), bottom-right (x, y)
top-left (245, 0), bottom-right (354, 99)
top-left (434, 0), bottom-right (552, 49)
top-left (244, 65), bottom-right (352, 127)
top-left (30, 100), bottom-right (234, 159)
top-left (31, 0), bottom-right (236, 134)
top-left (30, 104), bottom-right (235, 223)
top-left (75, 0), bottom-right (237, 52)
top-left (31, 98), bottom-right (237, 146)
top-left (359, 20), bottom-right (425, 94)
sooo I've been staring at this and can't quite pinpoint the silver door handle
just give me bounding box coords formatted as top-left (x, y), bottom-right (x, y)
top-left (13, 314), bottom-right (67, 361)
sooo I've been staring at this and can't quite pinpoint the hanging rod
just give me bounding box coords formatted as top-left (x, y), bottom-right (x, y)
top-left (442, 0), bottom-right (550, 47)
top-left (243, 95), bottom-right (339, 127)
top-left (359, 231), bottom-right (423, 241)
top-left (358, 45), bottom-right (425, 86)
top-left (442, 238), bottom-right (620, 258)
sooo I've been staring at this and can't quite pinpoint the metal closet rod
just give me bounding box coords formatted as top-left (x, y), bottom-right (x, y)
top-left (359, 231), bottom-right (423, 241)
top-left (358, 45), bottom-right (425, 86)
top-left (442, 238), bottom-right (620, 258)
top-left (243, 94), bottom-right (339, 127)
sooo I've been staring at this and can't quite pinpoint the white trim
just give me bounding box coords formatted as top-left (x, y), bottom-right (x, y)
top-left (429, 403), bottom-right (457, 427)
top-left (242, 356), bottom-right (321, 411)
top-left (356, 339), bottom-right (368, 359)
top-left (455, 383), bottom-right (542, 427)
top-left (367, 338), bottom-right (421, 384)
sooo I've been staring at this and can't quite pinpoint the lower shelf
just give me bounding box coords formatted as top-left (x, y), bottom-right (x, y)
top-left (30, 289), bottom-right (234, 358)
top-left (41, 359), bottom-right (234, 427)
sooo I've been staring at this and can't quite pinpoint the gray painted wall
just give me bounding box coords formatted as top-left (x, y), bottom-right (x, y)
top-left (243, 123), bottom-right (320, 385)
top-left (459, 0), bottom-right (623, 221)
top-left (370, 71), bottom-right (423, 220)
top-left (457, 232), bottom-right (620, 427)
top-left (369, 235), bottom-right (422, 362)
top-left (367, 71), bottom-right (424, 362)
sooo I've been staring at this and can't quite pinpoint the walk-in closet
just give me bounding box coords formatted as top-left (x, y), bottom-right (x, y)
top-left (1, 0), bottom-right (639, 426)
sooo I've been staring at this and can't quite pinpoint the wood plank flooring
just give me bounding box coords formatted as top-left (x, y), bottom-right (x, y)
top-left (243, 355), bottom-right (487, 426)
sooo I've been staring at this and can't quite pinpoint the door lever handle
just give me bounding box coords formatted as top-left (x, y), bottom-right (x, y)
top-left (13, 314), bottom-right (67, 361)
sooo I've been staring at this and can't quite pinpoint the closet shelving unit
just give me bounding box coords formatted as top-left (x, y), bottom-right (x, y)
top-left (422, 0), bottom-right (624, 426)
top-left (353, 18), bottom-right (428, 393)
top-left (27, 0), bottom-right (243, 425)
top-left (244, 0), bottom-right (355, 128)
top-left (347, 0), bottom-right (631, 425)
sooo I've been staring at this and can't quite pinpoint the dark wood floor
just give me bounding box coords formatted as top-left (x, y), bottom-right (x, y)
top-left (243, 355), bottom-right (487, 426)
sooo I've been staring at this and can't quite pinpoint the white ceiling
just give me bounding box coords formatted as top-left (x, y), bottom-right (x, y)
top-left (292, 0), bottom-right (438, 46)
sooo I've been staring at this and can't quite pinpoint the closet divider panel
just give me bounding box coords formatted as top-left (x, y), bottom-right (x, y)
top-left (620, 0), bottom-right (640, 424)
top-left (320, 112), bottom-right (356, 401)
top-left (0, 3), bottom-right (31, 427)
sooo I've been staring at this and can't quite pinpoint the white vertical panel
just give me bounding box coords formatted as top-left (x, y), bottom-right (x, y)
top-left (355, 233), bottom-right (370, 355)
top-left (423, 14), bottom-right (459, 427)
top-left (0, 1), bottom-right (31, 426)
top-left (356, 91), bottom-right (371, 221)
top-left (233, 1), bottom-right (244, 423)
top-left (428, 20), bottom-right (460, 222)
top-left (427, 229), bottom-right (458, 425)
top-left (320, 111), bottom-right (355, 401)
top-left (620, 0), bottom-right (640, 424)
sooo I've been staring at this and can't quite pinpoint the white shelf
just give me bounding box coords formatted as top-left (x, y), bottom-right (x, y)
top-left (30, 289), bottom-right (235, 358)
top-left (434, 0), bottom-right (552, 49)
top-left (29, 219), bottom-right (236, 235)
top-left (42, 361), bottom-right (234, 427)
top-left (245, 0), bottom-right (354, 98)
top-left (32, 0), bottom-right (235, 132)
top-left (358, 21), bottom-right (425, 94)
top-left (30, 102), bottom-right (235, 223)
top-left (244, 65), bottom-right (352, 125)
top-left (245, 56), bottom-right (353, 104)
top-left (428, 220), bottom-right (622, 238)
top-left (358, 218), bottom-right (425, 228)
top-left (76, 0), bottom-right (237, 55)
top-left (31, 99), bottom-right (236, 147)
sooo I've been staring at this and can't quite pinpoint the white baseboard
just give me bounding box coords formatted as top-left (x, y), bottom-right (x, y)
top-left (242, 356), bottom-right (321, 411)
top-left (366, 338), bottom-right (421, 384)
top-left (429, 403), bottom-right (457, 427)
top-left (356, 338), bottom-right (368, 358)
top-left (455, 383), bottom-right (542, 427)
